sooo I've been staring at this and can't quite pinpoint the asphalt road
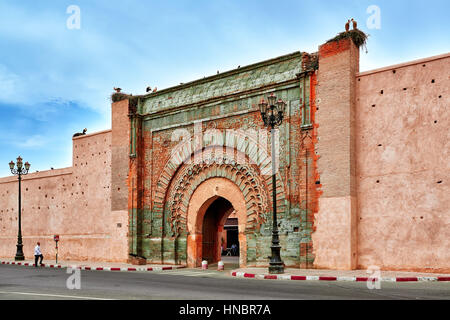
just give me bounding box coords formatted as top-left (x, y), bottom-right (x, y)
top-left (0, 264), bottom-right (449, 300)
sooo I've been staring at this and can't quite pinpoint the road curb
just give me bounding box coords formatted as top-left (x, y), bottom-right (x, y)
top-left (4, 261), bottom-right (449, 282)
top-left (1, 261), bottom-right (186, 272)
top-left (231, 271), bottom-right (450, 282)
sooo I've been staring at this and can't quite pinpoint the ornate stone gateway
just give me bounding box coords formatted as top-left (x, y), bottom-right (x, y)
top-left (124, 51), bottom-right (319, 268)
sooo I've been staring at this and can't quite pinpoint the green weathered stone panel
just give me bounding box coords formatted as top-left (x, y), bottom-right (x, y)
top-left (175, 236), bottom-right (187, 264)
top-left (256, 235), bottom-right (272, 263)
top-left (162, 238), bottom-right (175, 263)
top-left (144, 238), bottom-right (162, 263)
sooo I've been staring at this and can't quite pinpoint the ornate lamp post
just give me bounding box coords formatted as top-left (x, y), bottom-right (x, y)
top-left (9, 156), bottom-right (30, 261)
top-left (259, 93), bottom-right (286, 274)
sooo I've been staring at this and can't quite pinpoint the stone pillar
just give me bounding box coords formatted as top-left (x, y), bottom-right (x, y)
top-left (187, 234), bottom-right (203, 268)
top-left (312, 38), bottom-right (359, 270)
top-left (111, 98), bottom-right (131, 212)
top-left (111, 98), bottom-right (132, 258)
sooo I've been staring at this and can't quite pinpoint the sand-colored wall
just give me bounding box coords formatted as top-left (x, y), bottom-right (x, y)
top-left (0, 130), bottom-right (128, 262)
top-left (355, 53), bottom-right (450, 272)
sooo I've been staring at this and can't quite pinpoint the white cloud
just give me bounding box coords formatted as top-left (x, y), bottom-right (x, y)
top-left (0, 65), bottom-right (22, 104)
top-left (0, 3), bottom-right (136, 116)
top-left (16, 135), bottom-right (49, 149)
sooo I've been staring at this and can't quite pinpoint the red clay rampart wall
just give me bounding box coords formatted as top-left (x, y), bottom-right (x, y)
top-left (355, 53), bottom-right (450, 272)
top-left (0, 129), bottom-right (128, 262)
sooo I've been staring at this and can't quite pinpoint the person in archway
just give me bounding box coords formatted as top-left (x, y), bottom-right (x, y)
top-left (231, 243), bottom-right (237, 256)
top-left (34, 242), bottom-right (44, 267)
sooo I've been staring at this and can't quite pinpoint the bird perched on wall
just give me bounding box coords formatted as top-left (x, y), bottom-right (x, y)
top-left (73, 128), bottom-right (87, 137)
top-left (351, 18), bottom-right (358, 30)
top-left (113, 87), bottom-right (122, 93)
top-left (146, 86), bottom-right (152, 92)
top-left (152, 87), bottom-right (157, 93)
top-left (345, 19), bottom-right (350, 32)
top-left (217, 70), bottom-right (220, 74)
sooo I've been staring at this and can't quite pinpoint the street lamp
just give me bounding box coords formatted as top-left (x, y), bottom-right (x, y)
top-left (9, 156), bottom-right (30, 261)
top-left (259, 93), bottom-right (286, 274)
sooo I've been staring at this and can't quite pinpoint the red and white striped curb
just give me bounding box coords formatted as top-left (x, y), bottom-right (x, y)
top-left (1, 261), bottom-right (63, 268)
top-left (1, 261), bottom-right (185, 272)
top-left (231, 272), bottom-right (450, 282)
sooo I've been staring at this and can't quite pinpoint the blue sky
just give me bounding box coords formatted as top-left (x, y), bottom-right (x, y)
top-left (0, 0), bottom-right (449, 177)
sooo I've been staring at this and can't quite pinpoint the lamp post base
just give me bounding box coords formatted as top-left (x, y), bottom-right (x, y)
top-left (268, 245), bottom-right (285, 274)
top-left (268, 262), bottom-right (285, 274)
top-left (15, 244), bottom-right (25, 261)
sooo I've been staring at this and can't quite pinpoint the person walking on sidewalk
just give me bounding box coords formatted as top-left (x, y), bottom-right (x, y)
top-left (34, 242), bottom-right (44, 267)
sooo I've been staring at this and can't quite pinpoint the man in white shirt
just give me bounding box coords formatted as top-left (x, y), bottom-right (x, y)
top-left (34, 242), bottom-right (44, 267)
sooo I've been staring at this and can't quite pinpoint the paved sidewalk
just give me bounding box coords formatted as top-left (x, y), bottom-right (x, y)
top-left (231, 267), bottom-right (450, 282)
top-left (0, 259), bottom-right (185, 272)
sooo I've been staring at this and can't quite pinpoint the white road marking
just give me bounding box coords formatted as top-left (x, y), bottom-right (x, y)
top-left (162, 271), bottom-right (208, 275)
top-left (160, 271), bottom-right (218, 277)
top-left (187, 273), bottom-right (218, 277)
top-left (0, 290), bottom-right (114, 300)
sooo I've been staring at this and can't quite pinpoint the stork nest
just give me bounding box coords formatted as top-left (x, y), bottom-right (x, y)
top-left (110, 92), bottom-right (141, 114)
top-left (111, 92), bottom-right (130, 103)
top-left (111, 92), bottom-right (141, 106)
top-left (327, 29), bottom-right (369, 51)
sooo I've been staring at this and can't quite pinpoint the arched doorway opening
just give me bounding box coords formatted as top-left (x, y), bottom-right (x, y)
top-left (186, 177), bottom-right (248, 268)
top-left (201, 197), bottom-right (237, 264)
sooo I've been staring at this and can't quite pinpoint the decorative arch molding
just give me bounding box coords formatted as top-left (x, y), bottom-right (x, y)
top-left (153, 145), bottom-right (287, 238)
top-left (167, 155), bottom-right (268, 236)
